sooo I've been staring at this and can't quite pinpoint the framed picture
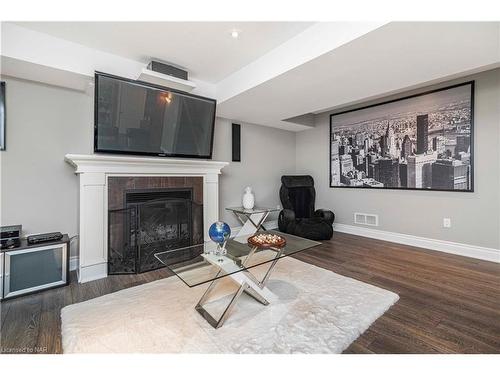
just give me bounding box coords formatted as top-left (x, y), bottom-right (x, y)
top-left (0, 81), bottom-right (5, 151)
top-left (329, 81), bottom-right (474, 192)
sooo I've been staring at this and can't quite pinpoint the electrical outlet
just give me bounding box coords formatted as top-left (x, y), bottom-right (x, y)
top-left (276, 204), bottom-right (281, 210)
top-left (443, 218), bottom-right (451, 228)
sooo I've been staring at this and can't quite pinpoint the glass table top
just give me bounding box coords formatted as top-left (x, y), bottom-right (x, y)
top-left (225, 206), bottom-right (280, 215)
top-left (154, 230), bottom-right (320, 288)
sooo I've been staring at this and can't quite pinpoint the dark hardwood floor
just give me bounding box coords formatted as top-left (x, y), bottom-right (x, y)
top-left (1, 232), bottom-right (499, 354)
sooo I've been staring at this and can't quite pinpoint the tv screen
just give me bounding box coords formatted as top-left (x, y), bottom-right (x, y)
top-left (94, 72), bottom-right (216, 158)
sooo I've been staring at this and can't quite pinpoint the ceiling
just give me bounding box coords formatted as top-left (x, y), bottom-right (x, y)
top-left (13, 21), bottom-right (313, 83)
top-left (217, 22), bottom-right (500, 129)
top-left (3, 22), bottom-right (499, 132)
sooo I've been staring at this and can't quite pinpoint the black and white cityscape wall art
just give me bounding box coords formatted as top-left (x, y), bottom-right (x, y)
top-left (0, 82), bottom-right (5, 151)
top-left (329, 82), bottom-right (474, 192)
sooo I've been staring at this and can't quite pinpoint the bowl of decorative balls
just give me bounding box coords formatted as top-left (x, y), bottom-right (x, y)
top-left (247, 232), bottom-right (286, 249)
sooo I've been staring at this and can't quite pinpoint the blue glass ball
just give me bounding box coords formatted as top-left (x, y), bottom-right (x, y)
top-left (209, 221), bottom-right (231, 244)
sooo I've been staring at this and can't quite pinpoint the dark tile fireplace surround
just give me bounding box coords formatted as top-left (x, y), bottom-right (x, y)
top-left (107, 176), bottom-right (203, 274)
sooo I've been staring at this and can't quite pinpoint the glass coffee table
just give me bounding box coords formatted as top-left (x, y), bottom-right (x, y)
top-left (155, 230), bottom-right (320, 329)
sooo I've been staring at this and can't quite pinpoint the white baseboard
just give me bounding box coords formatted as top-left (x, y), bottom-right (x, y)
top-left (333, 223), bottom-right (500, 263)
top-left (78, 262), bottom-right (107, 283)
top-left (69, 219), bottom-right (498, 281)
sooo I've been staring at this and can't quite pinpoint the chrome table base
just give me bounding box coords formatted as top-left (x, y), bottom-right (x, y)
top-left (195, 245), bottom-right (283, 329)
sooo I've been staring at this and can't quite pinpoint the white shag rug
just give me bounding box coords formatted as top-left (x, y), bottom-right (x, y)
top-left (61, 257), bottom-right (398, 353)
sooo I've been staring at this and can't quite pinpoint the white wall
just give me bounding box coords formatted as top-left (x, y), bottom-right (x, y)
top-left (0, 77), bottom-right (296, 255)
top-left (296, 69), bottom-right (500, 250)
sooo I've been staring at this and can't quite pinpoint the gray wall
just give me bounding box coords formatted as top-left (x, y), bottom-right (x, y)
top-left (2, 69), bottom-right (499, 257)
top-left (213, 118), bottom-right (296, 227)
top-left (0, 78), bottom-right (93, 244)
top-left (0, 78), bottom-right (296, 256)
top-left (296, 69), bottom-right (500, 249)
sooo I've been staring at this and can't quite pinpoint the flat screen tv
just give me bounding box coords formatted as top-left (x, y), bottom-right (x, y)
top-left (94, 72), bottom-right (216, 158)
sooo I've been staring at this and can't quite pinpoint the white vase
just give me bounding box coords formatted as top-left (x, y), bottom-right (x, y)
top-left (242, 186), bottom-right (255, 210)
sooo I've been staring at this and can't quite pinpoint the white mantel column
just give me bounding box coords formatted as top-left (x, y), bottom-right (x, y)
top-left (78, 172), bottom-right (107, 283)
top-left (204, 173), bottom-right (220, 241)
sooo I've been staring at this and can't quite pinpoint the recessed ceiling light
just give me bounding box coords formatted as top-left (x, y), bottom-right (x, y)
top-left (230, 30), bottom-right (240, 39)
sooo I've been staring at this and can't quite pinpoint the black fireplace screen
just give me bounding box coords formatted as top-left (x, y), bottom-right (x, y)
top-left (108, 196), bottom-right (203, 274)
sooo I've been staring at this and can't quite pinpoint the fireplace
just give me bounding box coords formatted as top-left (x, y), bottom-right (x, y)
top-left (65, 154), bottom-right (227, 283)
top-left (107, 177), bottom-right (204, 275)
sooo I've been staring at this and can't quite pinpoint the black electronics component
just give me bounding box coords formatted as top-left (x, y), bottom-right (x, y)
top-left (0, 224), bottom-right (22, 250)
top-left (27, 232), bottom-right (63, 245)
top-left (232, 123), bottom-right (241, 162)
top-left (147, 61), bottom-right (188, 80)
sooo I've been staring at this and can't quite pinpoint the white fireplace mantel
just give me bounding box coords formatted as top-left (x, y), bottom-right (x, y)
top-left (65, 154), bottom-right (229, 175)
top-left (65, 154), bottom-right (228, 283)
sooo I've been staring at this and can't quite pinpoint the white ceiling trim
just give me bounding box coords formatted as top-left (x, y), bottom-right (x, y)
top-left (216, 21), bottom-right (387, 103)
top-left (0, 23), bottom-right (216, 97)
top-left (1, 23), bottom-right (142, 82)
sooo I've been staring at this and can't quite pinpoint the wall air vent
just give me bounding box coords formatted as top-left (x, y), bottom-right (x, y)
top-left (354, 212), bottom-right (379, 227)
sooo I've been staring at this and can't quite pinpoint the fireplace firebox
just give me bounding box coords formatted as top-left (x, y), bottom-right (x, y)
top-left (108, 188), bottom-right (203, 274)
